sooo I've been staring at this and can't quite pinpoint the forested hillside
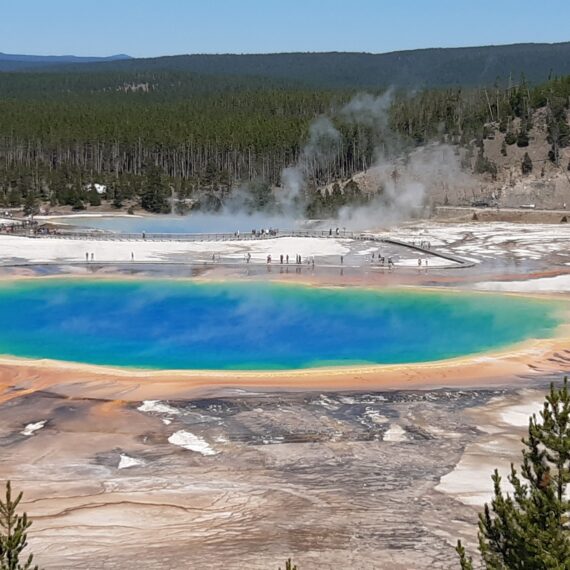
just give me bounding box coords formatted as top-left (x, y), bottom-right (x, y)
top-left (0, 63), bottom-right (569, 216)
top-left (12, 43), bottom-right (570, 88)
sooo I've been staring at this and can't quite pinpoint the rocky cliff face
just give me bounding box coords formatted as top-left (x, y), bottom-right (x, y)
top-left (332, 109), bottom-right (570, 212)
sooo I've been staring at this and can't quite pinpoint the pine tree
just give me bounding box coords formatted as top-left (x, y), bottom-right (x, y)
top-left (140, 166), bottom-right (171, 214)
top-left (0, 481), bottom-right (40, 570)
top-left (22, 193), bottom-right (39, 218)
top-left (505, 130), bottom-right (517, 146)
top-left (522, 152), bottom-right (533, 175)
top-left (516, 128), bottom-right (530, 148)
top-left (456, 378), bottom-right (570, 569)
top-left (456, 540), bottom-right (474, 570)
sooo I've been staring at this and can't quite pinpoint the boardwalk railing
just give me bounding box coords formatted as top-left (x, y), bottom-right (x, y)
top-left (22, 229), bottom-right (359, 242)
top-left (1, 227), bottom-right (474, 268)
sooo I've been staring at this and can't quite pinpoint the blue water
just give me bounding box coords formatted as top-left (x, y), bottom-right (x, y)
top-left (52, 212), bottom-right (297, 234)
top-left (0, 280), bottom-right (561, 370)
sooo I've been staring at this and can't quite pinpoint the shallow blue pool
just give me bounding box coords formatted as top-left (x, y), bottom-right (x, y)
top-left (51, 212), bottom-right (297, 234)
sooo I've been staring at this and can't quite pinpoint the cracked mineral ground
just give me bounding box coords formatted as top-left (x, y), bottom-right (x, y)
top-left (0, 384), bottom-right (555, 569)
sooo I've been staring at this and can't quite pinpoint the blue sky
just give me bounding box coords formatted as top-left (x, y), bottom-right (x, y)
top-left (2, 0), bottom-right (569, 58)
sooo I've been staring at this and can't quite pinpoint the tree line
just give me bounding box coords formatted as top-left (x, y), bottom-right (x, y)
top-left (0, 72), bottom-right (569, 214)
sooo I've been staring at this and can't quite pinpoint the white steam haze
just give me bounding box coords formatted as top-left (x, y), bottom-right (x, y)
top-left (152, 89), bottom-right (474, 233)
top-left (337, 143), bottom-right (473, 230)
top-left (279, 116), bottom-right (341, 214)
top-left (341, 90), bottom-right (393, 133)
top-left (274, 89), bottom-right (473, 230)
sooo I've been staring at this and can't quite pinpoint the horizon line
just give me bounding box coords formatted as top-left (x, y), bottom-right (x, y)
top-left (2, 39), bottom-right (570, 61)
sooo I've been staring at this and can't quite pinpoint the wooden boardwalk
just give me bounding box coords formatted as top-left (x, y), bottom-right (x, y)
top-left (1, 228), bottom-right (474, 268)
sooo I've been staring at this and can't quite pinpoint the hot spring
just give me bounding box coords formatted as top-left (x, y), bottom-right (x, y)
top-left (48, 212), bottom-right (303, 234)
top-left (0, 280), bottom-right (561, 370)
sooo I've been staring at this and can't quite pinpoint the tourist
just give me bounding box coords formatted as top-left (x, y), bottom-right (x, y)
top-left (267, 254), bottom-right (271, 264)
top-left (340, 255), bottom-right (344, 265)
top-left (90, 253), bottom-right (94, 261)
top-left (286, 254), bottom-right (289, 264)
top-left (131, 252), bottom-right (134, 261)
top-left (85, 252), bottom-right (89, 262)
top-left (280, 254), bottom-right (284, 264)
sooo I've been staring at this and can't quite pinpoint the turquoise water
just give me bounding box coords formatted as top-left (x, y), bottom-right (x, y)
top-left (52, 213), bottom-right (296, 234)
top-left (0, 280), bottom-right (561, 370)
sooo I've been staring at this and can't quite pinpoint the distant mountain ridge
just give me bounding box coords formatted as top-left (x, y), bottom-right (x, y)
top-left (0, 52), bottom-right (131, 71)
top-left (8, 42), bottom-right (569, 88)
top-left (2, 42), bottom-right (570, 88)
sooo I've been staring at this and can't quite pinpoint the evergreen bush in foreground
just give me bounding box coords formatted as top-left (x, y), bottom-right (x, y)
top-left (0, 481), bottom-right (39, 570)
top-left (457, 377), bottom-right (570, 569)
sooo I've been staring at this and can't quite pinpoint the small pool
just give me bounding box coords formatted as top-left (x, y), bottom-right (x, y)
top-left (0, 280), bottom-right (561, 370)
top-left (49, 213), bottom-right (301, 234)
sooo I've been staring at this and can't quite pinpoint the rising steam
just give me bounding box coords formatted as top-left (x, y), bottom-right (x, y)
top-left (185, 90), bottom-right (474, 232)
top-left (275, 89), bottom-right (472, 230)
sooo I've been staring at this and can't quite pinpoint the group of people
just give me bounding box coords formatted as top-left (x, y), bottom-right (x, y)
top-left (412, 240), bottom-right (431, 249)
top-left (0, 224), bottom-right (23, 234)
top-left (368, 251), bottom-right (394, 267)
top-left (33, 226), bottom-right (60, 236)
top-left (83, 251), bottom-right (138, 262)
top-left (0, 219), bottom-right (38, 235)
top-left (264, 253), bottom-right (314, 266)
top-left (252, 228), bottom-right (279, 237)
